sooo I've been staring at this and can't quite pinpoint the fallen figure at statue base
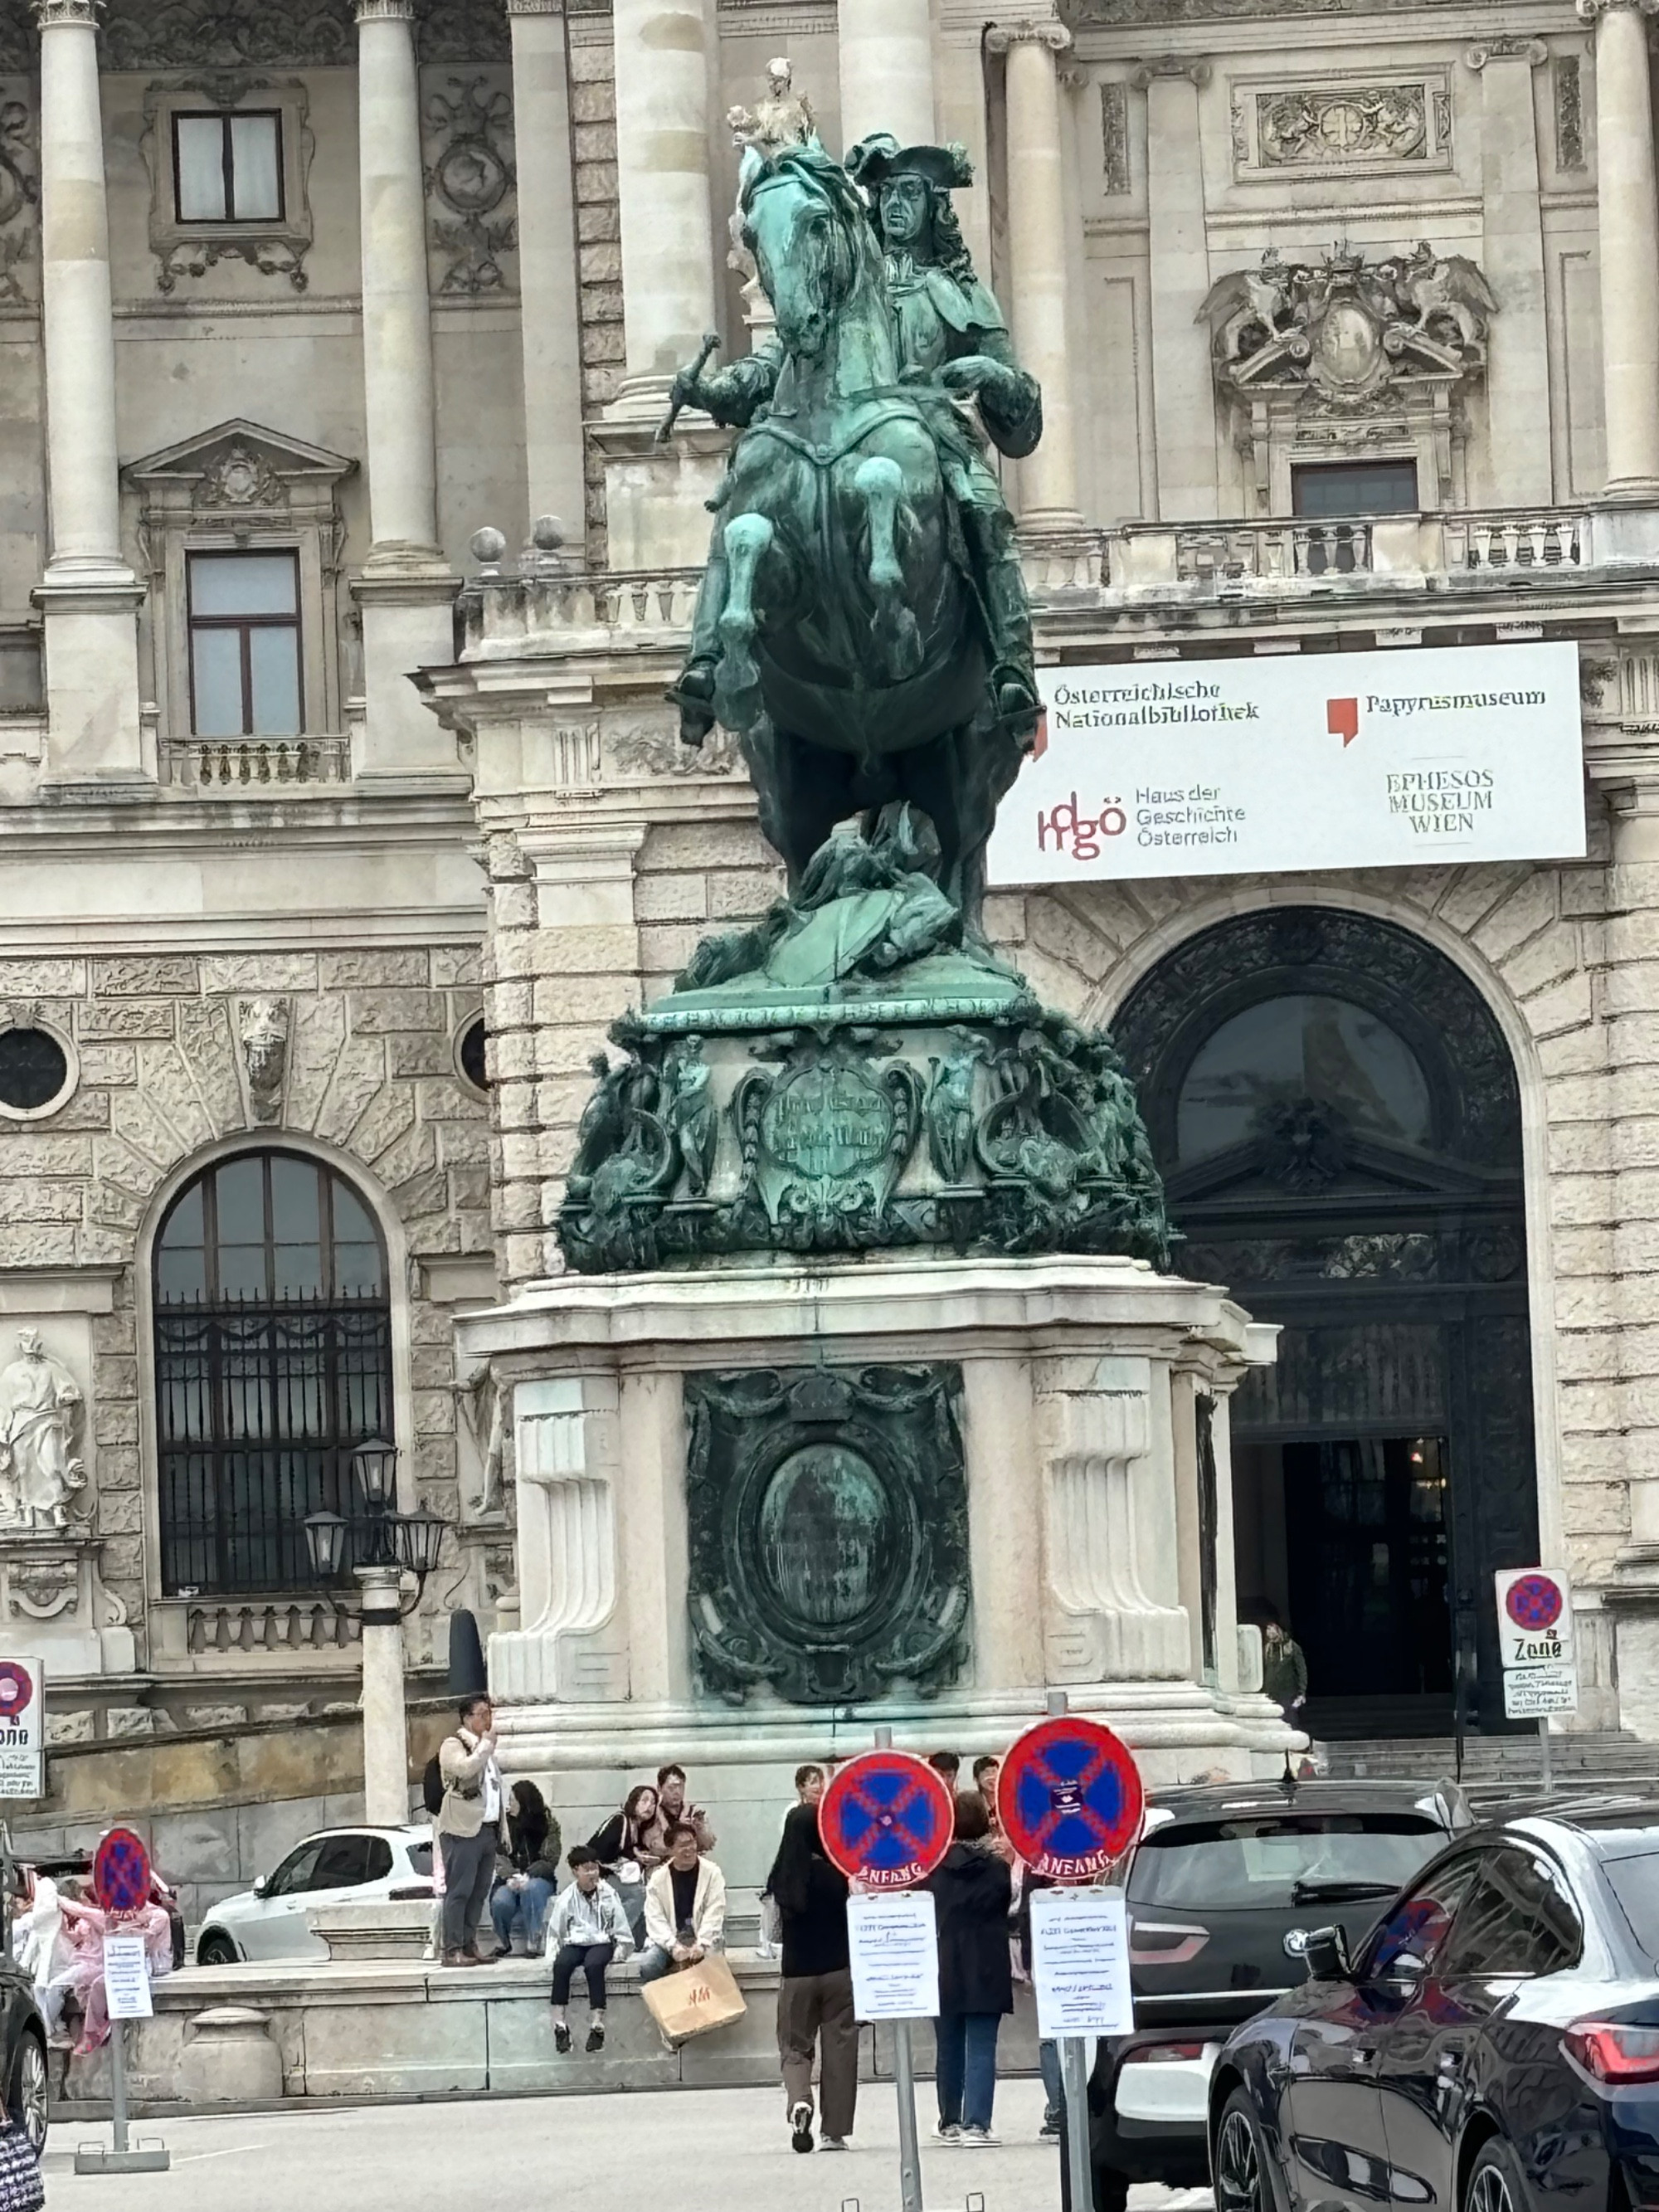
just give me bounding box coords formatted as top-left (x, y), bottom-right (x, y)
top-left (556, 803), bottom-right (1171, 1275)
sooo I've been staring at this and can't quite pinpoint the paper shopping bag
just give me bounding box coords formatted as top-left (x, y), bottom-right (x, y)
top-left (640, 1952), bottom-right (747, 2044)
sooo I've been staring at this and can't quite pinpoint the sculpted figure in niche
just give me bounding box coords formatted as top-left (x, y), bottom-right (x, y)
top-left (0, 1331), bottom-right (86, 1532)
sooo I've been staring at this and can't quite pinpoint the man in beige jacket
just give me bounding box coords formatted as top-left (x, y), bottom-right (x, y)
top-left (435, 1693), bottom-right (508, 1966)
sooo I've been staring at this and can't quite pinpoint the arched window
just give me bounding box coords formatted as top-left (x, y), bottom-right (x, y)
top-left (153, 1150), bottom-right (393, 1596)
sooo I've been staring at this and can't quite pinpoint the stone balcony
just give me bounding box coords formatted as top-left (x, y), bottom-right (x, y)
top-left (452, 501), bottom-right (1659, 679)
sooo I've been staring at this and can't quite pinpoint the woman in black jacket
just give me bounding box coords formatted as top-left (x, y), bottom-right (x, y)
top-left (766, 1802), bottom-right (858, 2155)
top-left (586, 1782), bottom-right (659, 1942)
top-left (926, 1793), bottom-right (1014, 2146)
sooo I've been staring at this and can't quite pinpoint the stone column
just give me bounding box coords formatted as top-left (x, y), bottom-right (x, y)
top-left (1136, 58), bottom-right (1216, 520)
top-left (839, 0), bottom-right (935, 149)
top-left (351, 0), bottom-right (459, 778)
top-left (1469, 39), bottom-right (1552, 507)
top-left (357, 1566), bottom-right (411, 1825)
top-left (33, 0), bottom-right (144, 785)
top-left (1581, 0), bottom-right (1659, 497)
top-left (507, 0), bottom-right (587, 558)
top-left (987, 21), bottom-right (1082, 531)
top-left (595, 0), bottom-right (725, 567)
top-left (960, 1357), bottom-right (1047, 1690)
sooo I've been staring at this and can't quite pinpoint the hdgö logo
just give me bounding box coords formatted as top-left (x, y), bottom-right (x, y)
top-left (1327, 698), bottom-right (1360, 748)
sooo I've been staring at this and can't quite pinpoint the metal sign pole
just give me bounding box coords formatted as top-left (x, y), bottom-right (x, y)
top-left (1044, 1690), bottom-right (1097, 2212)
top-left (109, 2020), bottom-right (129, 2158)
top-left (872, 1722), bottom-right (926, 2212)
top-left (1539, 1716), bottom-right (1553, 1794)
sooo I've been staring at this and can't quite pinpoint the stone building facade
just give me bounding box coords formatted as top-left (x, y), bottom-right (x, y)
top-left (0, 0), bottom-right (1656, 1891)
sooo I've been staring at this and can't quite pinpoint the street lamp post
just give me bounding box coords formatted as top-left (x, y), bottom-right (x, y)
top-left (304, 1442), bottom-right (447, 1829)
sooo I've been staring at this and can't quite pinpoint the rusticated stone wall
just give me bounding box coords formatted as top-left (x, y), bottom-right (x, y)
top-left (0, 945), bottom-right (494, 1674)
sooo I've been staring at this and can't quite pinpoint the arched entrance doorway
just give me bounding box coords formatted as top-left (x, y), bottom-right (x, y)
top-left (1114, 906), bottom-right (1536, 1737)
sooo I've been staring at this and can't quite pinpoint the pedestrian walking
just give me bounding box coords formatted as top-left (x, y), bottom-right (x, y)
top-left (588, 1782), bottom-right (659, 1942)
top-left (926, 1792), bottom-right (1014, 2147)
top-left (435, 1693), bottom-right (508, 1966)
top-left (1262, 1615), bottom-right (1309, 1727)
top-left (1016, 1866), bottom-right (1064, 2137)
top-left (767, 1802), bottom-right (857, 2156)
top-left (546, 1845), bottom-right (634, 2054)
top-left (638, 1822), bottom-right (727, 1981)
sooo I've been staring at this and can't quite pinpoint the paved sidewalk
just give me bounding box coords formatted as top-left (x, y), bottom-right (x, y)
top-left (45, 2077), bottom-right (1203, 2212)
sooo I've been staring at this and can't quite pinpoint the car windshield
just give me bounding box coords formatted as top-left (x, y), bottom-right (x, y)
top-left (1602, 1853), bottom-right (1659, 1961)
top-left (1128, 1813), bottom-right (1446, 1909)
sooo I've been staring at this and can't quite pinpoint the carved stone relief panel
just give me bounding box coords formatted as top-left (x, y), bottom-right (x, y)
top-left (1230, 70), bottom-right (1453, 183)
top-left (421, 68), bottom-right (518, 297)
top-left (1554, 56), bottom-right (1585, 173)
top-left (99, 0), bottom-right (504, 68)
top-left (1101, 80), bottom-right (1130, 195)
top-left (0, 90), bottom-right (36, 310)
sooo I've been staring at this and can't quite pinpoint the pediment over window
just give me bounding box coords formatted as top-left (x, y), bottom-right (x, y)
top-left (125, 420), bottom-right (357, 515)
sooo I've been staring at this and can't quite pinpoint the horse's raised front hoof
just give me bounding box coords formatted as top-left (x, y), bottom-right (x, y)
top-left (668, 663), bottom-right (717, 747)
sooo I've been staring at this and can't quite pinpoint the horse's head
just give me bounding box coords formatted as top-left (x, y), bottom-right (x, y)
top-left (741, 149), bottom-right (877, 362)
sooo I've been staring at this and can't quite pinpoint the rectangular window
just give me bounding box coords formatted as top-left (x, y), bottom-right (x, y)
top-left (187, 551), bottom-right (302, 738)
top-left (1292, 460), bottom-right (1419, 518)
top-left (173, 111), bottom-right (284, 225)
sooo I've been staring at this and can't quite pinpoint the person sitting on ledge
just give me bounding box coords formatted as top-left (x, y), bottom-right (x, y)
top-left (637, 1821), bottom-right (727, 1984)
top-left (546, 1845), bottom-right (635, 2054)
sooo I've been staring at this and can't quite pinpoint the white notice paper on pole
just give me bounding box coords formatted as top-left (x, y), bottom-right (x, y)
top-left (1031, 1886), bottom-right (1135, 2039)
top-left (848, 1890), bottom-right (940, 2023)
top-left (102, 1932), bottom-right (153, 2020)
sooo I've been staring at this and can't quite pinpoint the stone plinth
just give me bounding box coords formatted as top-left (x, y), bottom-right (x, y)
top-left (64, 1952), bottom-right (1050, 2107)
top-left (458, 1252), bottom-right (1286, 1891)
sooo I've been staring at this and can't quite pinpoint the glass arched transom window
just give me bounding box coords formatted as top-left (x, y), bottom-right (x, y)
top-left (153, 1151), bottom-right (392, 1596)
top-left (1175, 992), bottom-right (1434, 1166)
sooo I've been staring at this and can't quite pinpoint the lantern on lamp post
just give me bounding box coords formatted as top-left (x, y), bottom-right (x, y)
top-left (306, 1445), bottom-right (446, 1827)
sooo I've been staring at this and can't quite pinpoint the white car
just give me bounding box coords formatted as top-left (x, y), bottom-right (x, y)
top-left (195, 1825), bottom-right (434, 1965)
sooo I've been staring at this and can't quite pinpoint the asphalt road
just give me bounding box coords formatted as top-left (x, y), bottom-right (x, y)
top-left (44, 2077), bottom-right (1214, 2212)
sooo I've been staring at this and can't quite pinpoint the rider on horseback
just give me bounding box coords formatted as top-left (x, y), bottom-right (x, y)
top-left (667, 133), bottom-right (1044, 751)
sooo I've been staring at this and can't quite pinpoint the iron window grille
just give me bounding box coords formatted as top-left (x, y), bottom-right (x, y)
top-left (154, 1152), bottom-right (394, 1598)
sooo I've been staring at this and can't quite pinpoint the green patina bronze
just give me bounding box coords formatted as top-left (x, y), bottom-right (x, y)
top-left (557, 119), bottom-right (1170, 1280)
top-left (684, 1363), bottom-right (971, 1705)
top-left (666, 134), bottom-right (1040, 916)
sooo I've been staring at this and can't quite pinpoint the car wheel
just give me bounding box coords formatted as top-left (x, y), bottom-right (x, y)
top-left (9, 2032), bottom-right (46, 2154)
top-left (1215, 2090), bottom-right (1272, 2212)
top-left (1466, 2136), bottom-right (1526, 2212)
top-left (196, 1931), bottom-right (240, 1967)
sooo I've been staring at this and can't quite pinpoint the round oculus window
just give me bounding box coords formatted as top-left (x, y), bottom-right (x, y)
top-left (456, 1016), bottom-right (488, 1094)
top-left (0, 1025), bottom-right (74, 1119)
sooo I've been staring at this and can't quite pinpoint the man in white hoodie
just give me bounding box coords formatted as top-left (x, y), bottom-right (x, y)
top-left (638, 1822), bottom-right (727, 1983)
top-left (545, 1845), bottom-right (634, 2054)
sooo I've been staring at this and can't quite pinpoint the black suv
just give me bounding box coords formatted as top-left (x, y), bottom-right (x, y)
top-left (1078, 1776), bottom-right (1472, 2209)
top-left (0, 1843), bottom-right (49, 2151)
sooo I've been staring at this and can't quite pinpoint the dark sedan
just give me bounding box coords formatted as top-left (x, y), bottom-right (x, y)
top-left (1209, 1796), bottom-right (1659, 2212)
top-left (1081, 1777), bottom-right (1470, 2205)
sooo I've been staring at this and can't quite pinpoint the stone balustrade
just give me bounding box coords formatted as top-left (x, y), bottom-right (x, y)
top-left (453, 501), bottom-right (1639, 665)
top-left (160, 737), bottom-right (353, 792)
top-left (149, 1596), bottom-right (361, 1669)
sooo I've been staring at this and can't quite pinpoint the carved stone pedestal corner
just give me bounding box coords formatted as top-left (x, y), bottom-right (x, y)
top-left (587, 412), bottom-right (732, 575)
top-left (0, 1533), bottom-right (135, 1678)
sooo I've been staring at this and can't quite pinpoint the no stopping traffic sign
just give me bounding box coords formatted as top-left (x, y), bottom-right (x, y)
top-left (999, 1717), bottom-right (1144, 1881)
top-left (818, 1752), bottom-right (955, 1889)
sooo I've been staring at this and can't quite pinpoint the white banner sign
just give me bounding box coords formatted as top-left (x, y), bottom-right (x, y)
top-left (102, 1932), bottom-right (153, 2020)
top-left (1504, 1664), bottom-right (1579, 1720)
top-left (987, 641), bottom-right (1585, 886)
top-left (0, 1655), bottom-right (43, 1799)
top-left (1031, 1885), bottom-right (1135, 2039)
top-left (847, 1890), bottom-right (940, 2023)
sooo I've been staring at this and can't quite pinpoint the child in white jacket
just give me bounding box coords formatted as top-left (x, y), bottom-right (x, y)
top-left (546, 1846), bottom-right (634, 2054)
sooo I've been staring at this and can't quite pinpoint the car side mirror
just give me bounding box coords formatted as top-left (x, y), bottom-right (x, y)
top-left (1301, 1925), bottom-right (1351, 1982)
top-left (251, 1874), bottom-right (268, 1898)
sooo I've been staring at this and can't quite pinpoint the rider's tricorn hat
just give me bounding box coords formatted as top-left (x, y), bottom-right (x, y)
top-left (844, 133), bottom-right (975, 192)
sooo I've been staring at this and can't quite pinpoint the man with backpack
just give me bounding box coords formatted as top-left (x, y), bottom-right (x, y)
top-left (433, 1693), bottom-right (508, 1966)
